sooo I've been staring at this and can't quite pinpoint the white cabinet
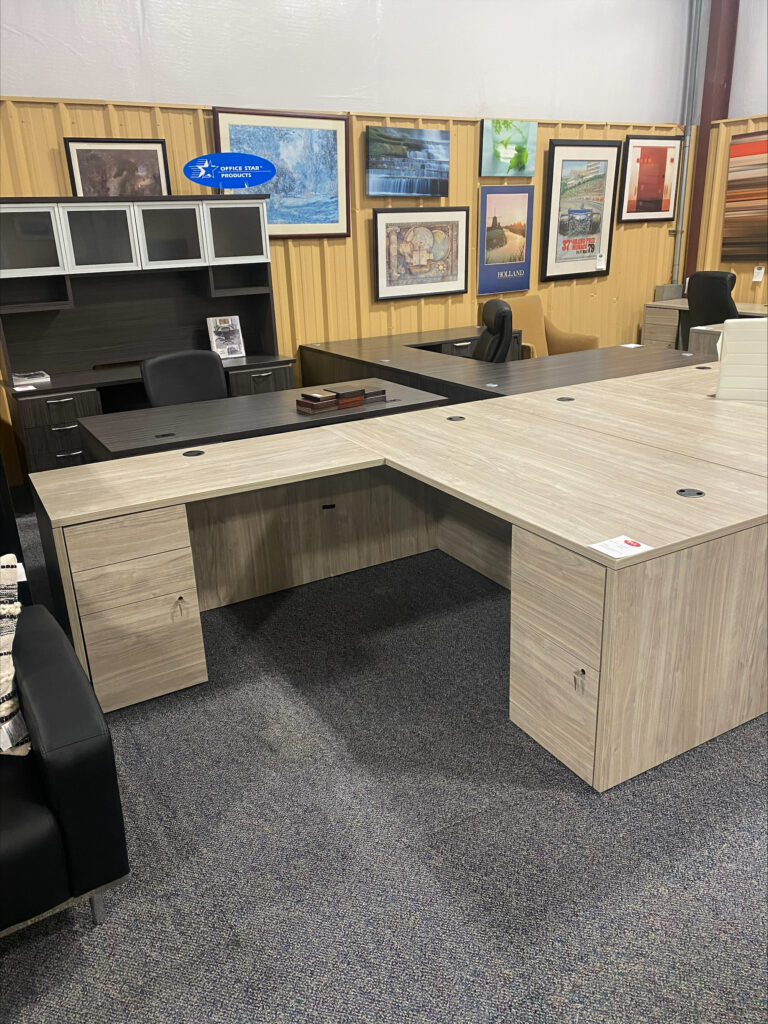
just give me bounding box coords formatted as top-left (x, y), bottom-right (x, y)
top-left (202, 200), bottom-right (269, 265)
top-left (59, 203), bottom-right (141, 274)
top-left (134, 202), bottom-right (208, 270)
top-left (0, 204), bottom-right (67, 278)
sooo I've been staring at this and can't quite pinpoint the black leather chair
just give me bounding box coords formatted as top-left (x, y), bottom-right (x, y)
top-left (472, 299), bottom-right (514, 363)
top-left (0, 606), bottom-right (129, 936)
top-left (687, 271), bottom-right (739, 328)
top-left (141, 349), bottom-right (228, 407)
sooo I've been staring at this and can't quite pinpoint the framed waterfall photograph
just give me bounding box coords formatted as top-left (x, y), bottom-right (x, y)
top-left (617, 134), bottom-right (683, 222)
top-left (478, 185), bottom-right (533, 295)
top-left (213, 108), bottom-right (350, 238)
top-left (372, 207), bottom-right (468, 301)
top-left (541, 139), bottom-right (621, 282)
top-left (365, 125), bottom-right (450, 198)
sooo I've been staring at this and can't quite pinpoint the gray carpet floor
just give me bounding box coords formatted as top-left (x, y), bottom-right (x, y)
top-left (1, 531), bottom-right (766, 1023)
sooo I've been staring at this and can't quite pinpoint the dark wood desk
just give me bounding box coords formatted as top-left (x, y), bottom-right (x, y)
top-left (78, 378), bottom-right (448, 460)
top-left (300, 332), bottom-right (712, 400)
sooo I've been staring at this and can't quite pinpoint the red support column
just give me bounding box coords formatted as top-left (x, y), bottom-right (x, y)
top-left (684, 0), bottom-right (740, 281)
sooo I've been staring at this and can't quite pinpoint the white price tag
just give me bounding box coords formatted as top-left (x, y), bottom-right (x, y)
top-left (590, 535), bottom-right (653, 558)
top-left (596, 252), bottom-right (607, 271)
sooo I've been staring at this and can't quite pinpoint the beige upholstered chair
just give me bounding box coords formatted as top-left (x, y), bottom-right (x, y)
top-left (510, 294), bottom-right (599, 358)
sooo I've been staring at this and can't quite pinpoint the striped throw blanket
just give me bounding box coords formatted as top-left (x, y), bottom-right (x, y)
top-left (0, 554), bottom-right (29, 756)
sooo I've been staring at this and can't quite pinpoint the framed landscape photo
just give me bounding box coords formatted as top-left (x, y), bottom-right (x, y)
top-left (366, 125), bottom-right (449, 197)
top-left (372, 207), bottom-right (468, 301)
top-left (479, 119), bottom-right (537, 177)
top-left (541, 139), bottom-right (621, 282)
top-left (213, 107), bottom-right (350, 238)
top-left (64, 138), bottom-right (171, 198)
top-left (618, 134), bottom-right (683, 222)
top-left (478, 185), bottom-right (533, 295)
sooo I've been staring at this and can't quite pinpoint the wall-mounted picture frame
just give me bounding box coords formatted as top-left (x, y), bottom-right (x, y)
top-left (541, 139), bottom-right (621, 282)
top-left (478, 185), bottom-right (533, 295)
top-left (213, 107), bottom-right (350, 238)
top-left (365, 125), bottom-right (450, 198)
top-left (64, 138), bottom-right (171, 198)
top-left (372, 207), bottom-right (468, 301)
top-left (479, 120), bottom-right (537, 177)
top-left (721, 130), bottom-right (768, 261)
top-left (618, 134), bottom-right (683, 222)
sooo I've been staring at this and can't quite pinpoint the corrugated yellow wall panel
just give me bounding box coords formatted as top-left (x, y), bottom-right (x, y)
top-left (0, 95), bottom-right (691, 482)
top-left (697, 114), bottom-right (768, 306)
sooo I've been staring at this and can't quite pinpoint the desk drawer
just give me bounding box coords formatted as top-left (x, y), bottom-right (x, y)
top-left (24, 423), bottom-right (87, 456)
top-left (509, 621), bottom-right (599, 784)
top-left (73, 547), bottom-right (197, 616)
top-left (26, 447), bottom-right (88, 473)
top-left (229, 365), bottom-right (294, 396)
top-left (441, 340), bottom-right (477, 358)
top-left (81, 587), bottom-right (207, 712)
top-left (510, 527), bottom-right (605, 671)
top-left (65, 505), bottom-right (191, 572)
top-left (16, 389), bottom-right (101, 429)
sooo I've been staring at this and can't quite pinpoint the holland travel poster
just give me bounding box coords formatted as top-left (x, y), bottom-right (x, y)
top-left (478, 185), bottom-right (533, 295)
top-left (542, 140), bottom-right (621, 281)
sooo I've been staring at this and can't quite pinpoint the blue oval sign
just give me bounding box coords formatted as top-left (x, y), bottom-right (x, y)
top-left (183, 152), bottom-right (276, 189)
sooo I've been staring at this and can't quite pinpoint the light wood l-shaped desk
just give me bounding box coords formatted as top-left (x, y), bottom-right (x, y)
top-left (31, 361), bottom-right (767, 792)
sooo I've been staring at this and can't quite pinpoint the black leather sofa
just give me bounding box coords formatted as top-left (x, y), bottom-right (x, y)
top-left (0, 606), bottom-right (129, 936)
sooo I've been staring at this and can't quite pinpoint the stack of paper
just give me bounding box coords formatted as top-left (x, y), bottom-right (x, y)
top-left (716, 318), bottom-right (768, 403)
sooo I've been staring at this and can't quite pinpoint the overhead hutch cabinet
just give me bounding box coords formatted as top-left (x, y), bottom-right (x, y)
top-left (0, 195), bottom-right (293, 474)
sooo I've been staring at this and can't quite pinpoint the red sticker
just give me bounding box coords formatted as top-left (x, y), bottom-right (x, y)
top-left (624, 539), bottom-right (641, 547)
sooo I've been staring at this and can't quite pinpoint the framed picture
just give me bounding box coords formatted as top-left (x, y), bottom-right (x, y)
top-left (213, 107), bottom-right (350, 238)
top-left (479, 120), bottom-right (537, 177)
top-left (721, 130), bottom-right (768, 261)
top-left (541, 140), bottom-right (621, 282)
top-left (478, 185), bottom-right (533, 295)
top-left (372, 207), bottom-right (468, 301)
top-left (366, 125), bottom-right (449, 197)
top-left (64, 138), bottom-right (171, 198)
top-left (618, 134), bottom-right (683, 222)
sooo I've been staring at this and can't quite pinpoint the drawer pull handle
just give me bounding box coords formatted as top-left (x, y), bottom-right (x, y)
top-left (46, 397), bottom-right (74, 405)
top-left (50, 424), bottom-right (79, 432)
top-left (55, 450), bottom-right (83, 459)
top-left (453, 342), bottom-right (472, 348)
top-left (251, 372), bottom-right (273, 378)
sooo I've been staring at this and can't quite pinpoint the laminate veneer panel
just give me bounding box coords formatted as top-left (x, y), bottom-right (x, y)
top-left (338, 404), bottom-right (768, 567)
top-left (65, 505), bottom-right (190, 571)
top-left (31, 425), bottom-right (384, 528)
top-left (510, 528), bottom-right (605, 671)
top-left (435, 492), bottom-right (511, 588)
top-left (187, 467), bottom-right (436, 611)
top-left (501, 378), bottom-right (768, 477)
top-left (73, 547), bottom-right (198, 616)
top-left (509, 621), bottom-right (599, 785)
top-left (81, 587), bottom-right (207, 713)
top-left (594, 523), bottom-right (768, 791)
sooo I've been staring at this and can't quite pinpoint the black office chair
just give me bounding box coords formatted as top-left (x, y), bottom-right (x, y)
top-left (472, 299), bottom-right (514, 363)
top-left (141, 350), bottom-right (228, 407)
top-left (687, 271), bottom-right (739, 328)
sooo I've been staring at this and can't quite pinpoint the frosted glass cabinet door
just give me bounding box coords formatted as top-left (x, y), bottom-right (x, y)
top-left (60, 204), bottom-right (141, 273)
top-left (0, 205), bottom-right (67, 278)
top-left (202, 201), bottom-right (269, 264)
top-left (135, 203), bottom-right (208, 269)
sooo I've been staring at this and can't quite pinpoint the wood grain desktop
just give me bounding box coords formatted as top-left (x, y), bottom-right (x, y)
top-left (31, 356), bottom-right (768, 791)
top-left (77, 378), bottom-right (448, 459)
